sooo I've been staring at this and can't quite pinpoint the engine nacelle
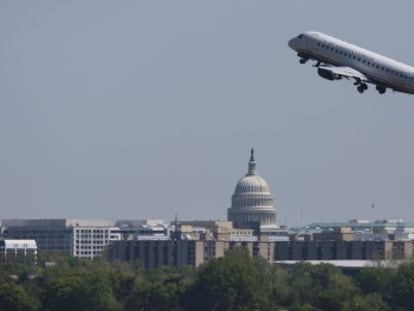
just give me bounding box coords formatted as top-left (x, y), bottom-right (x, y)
top-left (317, 68), bottom-right (341, 81)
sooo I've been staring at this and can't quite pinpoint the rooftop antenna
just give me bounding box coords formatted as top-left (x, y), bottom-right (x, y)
top-left (173, 213), bottom-right (180, 241)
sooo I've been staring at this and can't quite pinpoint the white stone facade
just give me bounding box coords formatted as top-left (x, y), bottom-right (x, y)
top-left (227, 149), bottom-right (278, 229)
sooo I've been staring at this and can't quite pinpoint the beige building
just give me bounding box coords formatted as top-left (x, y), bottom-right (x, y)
top-left (108, 239), bottom-right (275, 268)
top-left (312, 227), bottom-right (356, 241)
top-left (108, 237), bottom-right (413, 269)
top-left (274, 240), bottom-right (413, 261)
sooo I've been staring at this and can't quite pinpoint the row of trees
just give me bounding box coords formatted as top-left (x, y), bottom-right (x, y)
top-left (1, 248), bottom-right (414, 310)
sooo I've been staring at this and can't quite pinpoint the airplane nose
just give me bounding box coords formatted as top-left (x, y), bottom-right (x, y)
top-left (288, 38), bottom-right (297, 50)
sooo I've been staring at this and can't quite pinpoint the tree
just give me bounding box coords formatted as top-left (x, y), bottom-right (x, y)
top-left (41, 274), bottom-right (90, 311)
top-left (0, 282), bottom-right (38, 311)
top-left (124, 266), bottom-right (193, 311)
top-left (286, 262), bottom-right (359, 311)
top-left (183, 247), bottom-right (273, 311)
top-left (343, 293), bottom-right (389, 311)
top-left (387, 261), bottom-right (414, 310)
top-left (356, 265), bottom-right (393, 304)
top-left (40, 269), bottom-right (123, 311)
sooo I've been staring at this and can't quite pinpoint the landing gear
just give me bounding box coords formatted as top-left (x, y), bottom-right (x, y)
top-left (376, 85), bottom-right (386, 94)
top-left (357, 83), bottom-right (368, 93)
top-left (297, 53), bottom-right (309, 64)
top-left (313, 61), bottom-right (321, 67)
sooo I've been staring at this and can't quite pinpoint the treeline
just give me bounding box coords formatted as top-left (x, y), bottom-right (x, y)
top-left (1, 248), bottom-right (414, 310)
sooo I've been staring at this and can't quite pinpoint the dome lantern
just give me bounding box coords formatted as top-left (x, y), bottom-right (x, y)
top-left (247, 148), bottom-right (257, 176)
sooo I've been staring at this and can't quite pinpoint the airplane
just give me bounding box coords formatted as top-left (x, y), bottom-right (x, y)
top-left (288, 31), bottom-right (414, 94)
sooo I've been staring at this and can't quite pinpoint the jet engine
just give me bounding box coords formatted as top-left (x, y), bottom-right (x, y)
top-left (317, 68), bottom-right (341, 80)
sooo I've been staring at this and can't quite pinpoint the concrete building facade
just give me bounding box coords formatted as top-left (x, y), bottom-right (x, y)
top-left (108, 239), bottom-right (275, 268)
top-left (0, 239), bottom-right (37, 264)
top-left (109, 238), bottom-right (413, 269)
top-left (2, 219), bottom-right (121, 259)
top-left (274, 240), bottom-right (412, 261)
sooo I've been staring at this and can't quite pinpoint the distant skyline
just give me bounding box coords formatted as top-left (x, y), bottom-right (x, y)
top-left (1, 1), bottom-right (414, 226)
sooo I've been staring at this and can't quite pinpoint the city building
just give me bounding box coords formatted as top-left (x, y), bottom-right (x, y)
top-left (115, 219), bottom-right (169, 240)
top-left (227, 149), bottom-right (279, 231)
top-left (2, 219), bottom-right (121, 259)
top-left (0, 239), bottom-right (37, 264)
top-left (108, 239), bottom-right (275, 268)
top-left (175, 220), bottom-right (257, 241)
top-left (298, 219), bottom-right (414, 236)
top-left (109, 234), bottom-right (413, 269)
top-left (274, 240), bottom-right (413, 261)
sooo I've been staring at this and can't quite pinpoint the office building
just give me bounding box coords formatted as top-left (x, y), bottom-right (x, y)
top-left (0, 239), bottom-right (37, 264)
top-left (108, 239), bottom-right (275, 268)
top-left (2, 219), bottom-right (121, 259)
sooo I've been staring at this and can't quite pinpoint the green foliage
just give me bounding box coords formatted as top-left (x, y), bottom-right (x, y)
top-left (387, 261), bottom-right (414, 310)
top-left (41, 274), bottom-right (90, 311)
top-left (183, 247), bottom-right (273, 311)
top-left (356, 265), bottom-right (393, 300)
top-left (286, 262), bottom-right (359, 311)
top-left (38, 257), bottom-right (130, 311)
top-left (343, 293), bottom-right (389, 311)
top-left (0, 282), bottom-right (38, 311)
top-left (356, 262), bottom-right (414, 310)
top-left (3, 249), bottom-right (414, 310)
top-left (125, 266), bottom-right (193, 311)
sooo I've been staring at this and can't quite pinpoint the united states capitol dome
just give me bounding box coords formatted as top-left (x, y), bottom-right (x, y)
top-left (227, 149), bottom-right (278, 228)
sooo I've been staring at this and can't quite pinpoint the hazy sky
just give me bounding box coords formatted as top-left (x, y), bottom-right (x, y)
top-left (1, 1), bottom-right (414, 226)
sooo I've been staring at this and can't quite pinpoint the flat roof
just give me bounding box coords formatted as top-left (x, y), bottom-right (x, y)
top-left (274, 260), bottom-right (405, 268)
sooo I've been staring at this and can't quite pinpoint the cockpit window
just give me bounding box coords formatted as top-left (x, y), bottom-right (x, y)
top-left (297, 34), bottom-right (304, 39)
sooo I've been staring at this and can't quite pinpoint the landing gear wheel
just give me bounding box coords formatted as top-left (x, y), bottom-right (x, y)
top-left (357, 83), bottom-right (368, 93)
top-left (299, 58), bottom-right (308, 64)
top-left (376, 85), bottom-right (386, 94)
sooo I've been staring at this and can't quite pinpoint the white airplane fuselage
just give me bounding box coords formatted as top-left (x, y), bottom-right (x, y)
top-left (288, 31), bottom-right (414, 94)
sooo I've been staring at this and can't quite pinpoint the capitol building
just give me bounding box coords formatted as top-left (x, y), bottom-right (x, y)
top-left (227, 149), bottom-right (279, 230)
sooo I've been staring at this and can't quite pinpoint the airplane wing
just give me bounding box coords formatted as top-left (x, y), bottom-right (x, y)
top-left (318, 65), bottom-right (370, 82)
